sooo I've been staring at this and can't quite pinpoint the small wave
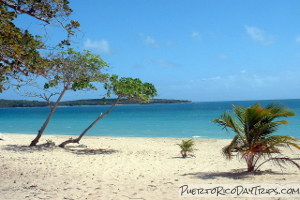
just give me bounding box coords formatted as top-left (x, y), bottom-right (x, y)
top-left (192, 135), bottom-right (203, 138)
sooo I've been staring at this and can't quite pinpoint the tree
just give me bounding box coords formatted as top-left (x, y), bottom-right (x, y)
top-left (213, 103), bottom-right (300, 172)
top-left (58, 75), bottom-right (157, 148)
top-left (177, 139), bottom-right (195, 158)
top-left (0, 0), bottom-right (80, 92)
top-left (29, 49), bottom-right (109, 146)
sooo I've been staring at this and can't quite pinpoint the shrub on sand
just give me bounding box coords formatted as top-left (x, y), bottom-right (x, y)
top-left (45, 139), bottom-right (55, 147)
top-left (178, 139), bottom-right (195, 158)
top-left (213, 103), bottom-right (300, 172)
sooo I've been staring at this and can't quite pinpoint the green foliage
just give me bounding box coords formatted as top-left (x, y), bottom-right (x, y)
top-left (213, 103), bottom-right (300, 172)
top-left (0, 3), bottom-right (45, 91)
top-left (104, 75), bottom-right (157, 102)
top-left (44, 48), bottom-right (109, 92)
top-left (178, 139), bottom-right (195, 158)
top-left (58, 76), bottom-right (157, 148)
top-left (0, 0), bottom-right (79, 92)
top-left (45, 139), bottom-right (55, 146)
top-left (27, 49), bottom-right (108, 146)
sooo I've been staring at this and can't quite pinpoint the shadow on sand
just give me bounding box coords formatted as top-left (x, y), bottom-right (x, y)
top-left (64, 147), bottom-right (118, 155)
top-left (181, 169), bottom-right (292, 180)
top-left (2, 144), bottom-right (118, 156)
top-left (171, 155), bottom-right (196, 159)
top-left (2, 143), bottom-right (57, 152)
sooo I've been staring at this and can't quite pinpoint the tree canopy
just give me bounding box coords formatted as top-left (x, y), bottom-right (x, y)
top-left (0, 0), bottom-right (79, 92)
top-left (29, 48), bottom-right (109, 146)
top-left (105, 75), bottom-right (158, 102)
top-left (44, 48), bottom-right (109, 92)
top-left (58, 75), bottom-right (157, 148)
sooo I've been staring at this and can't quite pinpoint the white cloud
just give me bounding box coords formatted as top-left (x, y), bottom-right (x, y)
top-left (132, 64), bottom-right (144, 68)
top-left (296, 36), bottom-right (300, 44)
top-left (244, 25), bottom-right (274, 45)
top-left (191, 31), bottom-right (201, 40)
top-left (84, 39), bottom-right (112, 53)
top-left (145, 36), bottom-right (156, 44)
top-left (148, 59), bottom-right (180, 68)
top-left (199, 71), bottom-right (277, 88)
top-left (158, 70), bottom-right (300, 101)
top-left (218, 54), bottom-right (228, 60)
top-left (166, 41), bottom-right (175, 47)
top-left (140, 33), bottom-right (159, 47)
top-left (201, 76), bottom-right (221, 81)
top-left (155, 70), bottom-right (300, 101)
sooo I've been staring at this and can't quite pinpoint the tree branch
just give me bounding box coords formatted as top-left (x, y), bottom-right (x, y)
top-left (1, 0), bottom-right (50, 24)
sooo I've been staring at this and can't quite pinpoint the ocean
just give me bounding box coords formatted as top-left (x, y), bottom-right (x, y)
top-left (1, 99), bottom-right (300, 139)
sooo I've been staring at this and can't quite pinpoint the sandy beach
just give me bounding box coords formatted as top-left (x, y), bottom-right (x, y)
top-left (0, 133), bottom-right (299, 200)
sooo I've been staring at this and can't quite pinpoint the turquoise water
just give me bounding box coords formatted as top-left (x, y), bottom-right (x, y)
top-left (1, 99), bottom-right (300, 139)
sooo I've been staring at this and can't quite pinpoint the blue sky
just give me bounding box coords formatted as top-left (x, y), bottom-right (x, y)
top-left (2, 0), bottom-right (300, 101)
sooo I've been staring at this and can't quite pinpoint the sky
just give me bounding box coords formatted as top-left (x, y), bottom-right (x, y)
top-left (2, 0), bottom-right (300, 102)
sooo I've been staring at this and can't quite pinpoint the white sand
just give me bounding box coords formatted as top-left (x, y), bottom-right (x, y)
top-left (0, 133), bottom-right (299, 200)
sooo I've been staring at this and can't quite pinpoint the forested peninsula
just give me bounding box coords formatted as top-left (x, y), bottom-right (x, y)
top-left (0, 99), bottom-right (191, 108)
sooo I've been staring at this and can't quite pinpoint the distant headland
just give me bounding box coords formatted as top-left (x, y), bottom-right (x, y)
top-left (0, 99), bottom-right (192, 108)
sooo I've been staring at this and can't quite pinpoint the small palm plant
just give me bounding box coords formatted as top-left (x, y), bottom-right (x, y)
top-left (178, 139), bottom-right (195, 158)
top-left (213, 103), bottom-right (300, 172)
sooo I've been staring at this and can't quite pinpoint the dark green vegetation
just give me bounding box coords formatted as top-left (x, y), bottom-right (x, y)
top-left (0, 0), bottom-right (79, 92)
top-left (213, 103), bottom-right (300, 172)
top-left (0, 99), bottom-right (48, 107)
top-left (0, 98), bottom-right (191, 108)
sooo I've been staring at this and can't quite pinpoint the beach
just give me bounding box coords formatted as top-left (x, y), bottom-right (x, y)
top-left (0, 134), bottom-right (299, 200)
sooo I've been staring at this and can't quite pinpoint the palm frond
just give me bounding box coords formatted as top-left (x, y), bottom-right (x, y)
top-left (255, 156), bottom-right (300, 171)
top-left (233, 105), bottom-right (246, 125)
top-left (212, 111), bottom-right (244, 138)
top-left (261, 135), bottom-right (300, 151)
top-left (178, 139), bottom-right (194, 148)
top-left (265, 103), bottom-right (295, 119)
top-left (212, 111), bottom-right (234, 130)
top-left (222, 135), bottom-right (241, 160)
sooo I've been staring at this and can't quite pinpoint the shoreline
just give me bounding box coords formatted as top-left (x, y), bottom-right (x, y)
top-left (1, 132), bottom-right (232, 140)
top-left (2, 97), bottom-right (300, 109)
top-left (1, 133), bottom-right (299, 200)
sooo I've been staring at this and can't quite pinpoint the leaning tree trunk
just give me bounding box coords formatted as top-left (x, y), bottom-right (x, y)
top-left (29, 87), bottom-right (67, 146)
top-left (58, 97), bottom-right (121, 148)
